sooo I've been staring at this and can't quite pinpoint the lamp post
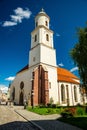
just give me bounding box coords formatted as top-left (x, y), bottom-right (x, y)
top-left (31, 90), bottom-right (34, 109)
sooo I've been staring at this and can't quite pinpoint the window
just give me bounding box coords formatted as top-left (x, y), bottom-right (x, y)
top-left (34, 35), bottom-right (37, 42)
top-left (46, 34), bottom-right (49, 41)
top-left (45, 21), bottom-right (48, 26)
top-left (49, 82), bottom-right (51, 89)
top-left (74, 86), bottom-right (78, 102)
top-left (33, 57), bottom-right (35, 62)
top-left (20, 82), bottom-right (24, 89)
top-left (66, 85), bottom-right (69, 105)
top-left (61, 84), bottom-right (65, 102)
top-left (36, 22), bottom-right (38, 27)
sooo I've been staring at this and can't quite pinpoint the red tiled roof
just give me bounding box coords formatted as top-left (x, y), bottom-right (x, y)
top-left (57, 67), bottom-right (80, 84)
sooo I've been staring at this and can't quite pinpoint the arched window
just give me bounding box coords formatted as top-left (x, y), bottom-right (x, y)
top-left (45, 21), bottom-right (48, 26)
top-left (61, 84), bottom-right (65, 102)
top-left (20, 81), bottom-right (24, 89)
top-left (36, 22), bottom-right (38, 27)
top-left (46, 34), bottom-right (49, 41)
top-left (35, 35), bottom-right (37, 42)
top-left (74, 86), bottom-right (77, 102)
top-left (12, 87), bottom-right (15, 100)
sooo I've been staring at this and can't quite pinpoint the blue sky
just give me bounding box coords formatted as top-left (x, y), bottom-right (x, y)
top-left (0, 0), bottom-right (87, 89)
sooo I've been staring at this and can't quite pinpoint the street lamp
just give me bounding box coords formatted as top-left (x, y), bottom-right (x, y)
top-left (31, 89), bottom-right (34, 109)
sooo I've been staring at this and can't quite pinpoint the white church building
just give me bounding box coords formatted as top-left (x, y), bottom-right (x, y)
top-left (10, 9), bottom-right (83, 106)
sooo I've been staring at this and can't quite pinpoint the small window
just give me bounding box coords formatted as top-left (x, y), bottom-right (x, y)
top-left (46, 34), bottom-right (49, 41)
top-left (36, 22), bottom-right (38, 27)
top-left (35, 35), bottom-right (37, 42)
top-left (49, 82), bottom-right (51, 89)
top-left (45, 21), bottom-right (48, 26)
top-left (33, 57), bottom-right (35, 62)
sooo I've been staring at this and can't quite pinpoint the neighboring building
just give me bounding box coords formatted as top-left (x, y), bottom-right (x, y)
top-left (10, 9), bottom-right (83, 106)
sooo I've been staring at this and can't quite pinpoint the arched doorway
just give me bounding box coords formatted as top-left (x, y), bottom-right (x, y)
top-left (19, 91), bottom-right (24, 105)
top-left (19, 81), bottom-right (24, 105)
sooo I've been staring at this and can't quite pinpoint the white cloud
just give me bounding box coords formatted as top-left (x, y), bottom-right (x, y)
top-left (2, 7), bottom-right (32, 27)
top-left (56, 33), bottom-right (60, 37)
top-left (14, 7), bottom-right (31, 19)
top-left (0, 84), bottom-right (8, 93)
top-left (70, 67), bottom-right (78, 72)
top-left (2, 21), bottom-right (17, 27)
top-left (11, 15), bottom-right (22, 23)
top-left (5, 76), bottom-right (15, 81)
top-left (58, 63), bottom-right (64, 67)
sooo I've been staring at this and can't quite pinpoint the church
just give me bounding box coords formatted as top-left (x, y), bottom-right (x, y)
top-left (10, 9), bottom-right (82, 106)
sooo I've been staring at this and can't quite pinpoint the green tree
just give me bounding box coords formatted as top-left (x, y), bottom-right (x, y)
top-left (70, 26), bottom-right (87, 89)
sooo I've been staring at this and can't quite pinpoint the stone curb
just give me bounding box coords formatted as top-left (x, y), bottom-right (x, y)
top-left (14, 110), bottom-right (45, 130)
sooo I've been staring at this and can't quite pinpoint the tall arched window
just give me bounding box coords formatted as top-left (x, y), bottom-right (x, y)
top-left (61, 84), bottom-right (65, 103)
top-left (36, 22), bottom-right (38, 27)
top-left (45, 21), bottom-right (48, 26)
top-left (74, 86), bottom-right (77, 102)
top-left (34, 35), bottom-right (37, 42)
top-left (12, 87), bottom-right (15, 100)
top-left (20, 81), bottom-right (24, 89)
top-left (46, 34), bottom-right (49, 41)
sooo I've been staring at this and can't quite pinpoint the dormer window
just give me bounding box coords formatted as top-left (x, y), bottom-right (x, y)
top-left (35, 35), bottom-right (37, 42)
top-left (45, 21), bottom-right (48, 26)
top-left (46, 34), bottom-right (49, 41)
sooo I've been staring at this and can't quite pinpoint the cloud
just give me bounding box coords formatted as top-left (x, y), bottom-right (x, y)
top-left (2, 7), bottom-right (32, 27)
top-left (56, 33), bottom-right (60, 37)
top-left (58, 63), bottom-right (64, 67)
top-left (2, 21), bottom-right (17, 27)
top-left (0, 84), bottom-right (8, 93)
top-left (5, 76), bottom-right (15, 81)
top-left (70, 67), bottom-right (78, 72)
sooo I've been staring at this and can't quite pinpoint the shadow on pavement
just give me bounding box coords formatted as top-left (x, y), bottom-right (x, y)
top-left (0, 121), bottom-right (39, 130)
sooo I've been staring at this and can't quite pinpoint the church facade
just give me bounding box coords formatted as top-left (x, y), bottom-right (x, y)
top-left (10, 9), bottom-right (84, 106)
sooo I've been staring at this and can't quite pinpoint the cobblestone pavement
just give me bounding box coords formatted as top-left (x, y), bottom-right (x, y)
top-left (0, 105), bottom-right (39, 130)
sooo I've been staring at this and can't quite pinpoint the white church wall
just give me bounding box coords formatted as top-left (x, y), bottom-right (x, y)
top-left (58, 82), bottom-right (81, 106)
top-left (40, 45), bottom-right (56, 67)
top-left (10, 69), bottom-right (31, 104)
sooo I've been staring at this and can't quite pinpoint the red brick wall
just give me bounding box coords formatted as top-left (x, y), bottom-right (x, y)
top-left (31, 65), bottom-right (49, 106)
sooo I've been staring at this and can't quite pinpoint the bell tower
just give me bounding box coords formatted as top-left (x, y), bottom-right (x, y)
top-left (29, 9), bottom-right (58, 103)
top-left (29, 9), bottom-right (56, 67)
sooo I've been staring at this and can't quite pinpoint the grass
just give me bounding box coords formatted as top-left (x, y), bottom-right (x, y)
top-left (26, 106), bottom-right (63, 115)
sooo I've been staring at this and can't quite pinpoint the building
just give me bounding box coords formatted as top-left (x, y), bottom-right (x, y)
top-left (10, 9), bottom-right (82, 106)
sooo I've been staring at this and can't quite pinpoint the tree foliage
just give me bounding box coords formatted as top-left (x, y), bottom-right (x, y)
top-left (70, 26), bottom-right (87, 87)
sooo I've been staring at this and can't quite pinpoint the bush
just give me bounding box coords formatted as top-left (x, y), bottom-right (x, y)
top-left (52, 104), bottom-right (57, 108)
top-left (76, 107), bottom-right (85, 115)
top-left (61, 107), bottom-right (76, 118)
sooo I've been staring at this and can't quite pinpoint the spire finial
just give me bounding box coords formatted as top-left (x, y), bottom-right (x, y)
top-left (41, 8), bottom-right (44, 12)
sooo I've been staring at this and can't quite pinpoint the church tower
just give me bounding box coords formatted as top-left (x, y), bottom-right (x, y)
top-left (29, 9), bottom-right (58, 105)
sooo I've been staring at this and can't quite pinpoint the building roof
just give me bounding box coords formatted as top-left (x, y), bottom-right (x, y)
top-left (17, 65), bottom-right (80, 84)
top-left (17, 65), bottom-right (28, 74)
top-left (57, 67), bottom-right (80, 84)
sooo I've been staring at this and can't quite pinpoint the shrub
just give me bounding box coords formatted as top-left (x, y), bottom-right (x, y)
top-left (61, 107), bottom-right (76, 118)
top-left (52, 104), bottom-right (57, 108)
top-left (76, 107), bottom-right (85, 115)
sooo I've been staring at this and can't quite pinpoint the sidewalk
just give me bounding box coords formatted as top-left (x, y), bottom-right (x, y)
top-left (12, 106), bottom-right (83, 130)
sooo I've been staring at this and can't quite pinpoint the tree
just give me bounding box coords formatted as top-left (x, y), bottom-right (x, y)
top-left (70, 26), bottom-right (87, 89)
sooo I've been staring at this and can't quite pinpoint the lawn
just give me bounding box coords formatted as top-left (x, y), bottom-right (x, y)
top-left (27, 106), bottom-right (62, 115)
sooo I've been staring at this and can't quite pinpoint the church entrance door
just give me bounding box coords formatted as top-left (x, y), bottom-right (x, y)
top-left (19, 91), bottom-right (24, 105)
